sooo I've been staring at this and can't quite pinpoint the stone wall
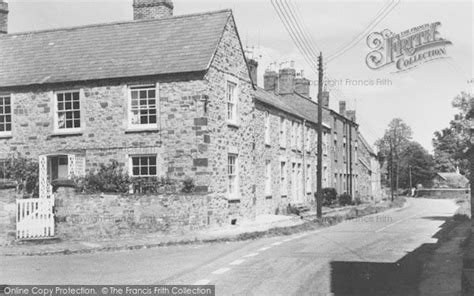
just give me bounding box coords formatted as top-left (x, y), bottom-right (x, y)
top-left (416, 188), bottom-right (470, 199)
top-left (203, 16), bottom-right (255, 220)
top-left (0, 189), bottom-right (19, 245)
top-left (54, 187), bottom-right (229, 240)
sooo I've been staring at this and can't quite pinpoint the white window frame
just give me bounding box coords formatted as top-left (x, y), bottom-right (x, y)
top-left (227, 153), bottom-right (239, 200)
top-left (127, 83), bottom-right (159, 131)
top-left (305, 126), bottom-right (311, 152)
top-left (265, 160), bottom-right (272, 196)
top-left (279, 117), bottom-right (286, 148)
top-left (226, 75), bottom-right (239, 125)
top-left (0, 94), bottom-right (12, 138)
top-left (306, 164), bottom-right (312, 193)
top-left (280, 161), bottom-right (287, 196)
top-left (53, 90), bottom-right (83, 134)
top-left (291, 121), bottom-right (297, 149)
top-left (128, 154), bottom-right (158, 177)
top-left (264, 111), bottom-right (271, 145)
top-left (296, 123), bottom-right (302, 151)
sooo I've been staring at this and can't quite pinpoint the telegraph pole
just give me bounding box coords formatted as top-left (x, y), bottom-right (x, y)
top-left (316, 52), bottom-right (323, 218)
top-left (409, 165), bottom-right (412, 189)
top-left (389, 137), bottom-right (394, 202)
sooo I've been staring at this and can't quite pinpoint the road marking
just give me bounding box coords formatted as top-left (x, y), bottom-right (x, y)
top-left (271, 241), bottom-right (283, 246)
top-left (258, 247), bottom-right (271, 251)
top-left (375, 212), bottom-right (425, 233)
top-left (243, 253), bottom-right (259, 258)
top-left (229, 259), bottom-right (245, 266)
top-left (194, 279), bottom-right (210, 285)
top-left (212, 267), bottom-right (231, 275)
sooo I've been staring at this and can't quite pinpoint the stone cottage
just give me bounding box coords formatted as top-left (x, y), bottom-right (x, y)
top-left (432, 172), bottom-right (469, 189)
top-left (0, 0), bottom-right (260, 221)
top-left (0, 0), bottom-right (382, 237)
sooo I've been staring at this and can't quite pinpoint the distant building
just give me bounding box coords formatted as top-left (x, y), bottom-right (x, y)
top-left (432, 172), bottom-right (469, 189)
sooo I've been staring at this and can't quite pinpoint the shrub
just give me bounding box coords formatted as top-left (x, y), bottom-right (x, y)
top-left (76, 160), bottom-right (131, 193)
top-left (338, 193), bottom-right (352, 206)
top-left (4, 155), bottom-right (39, 197)
top-left (182, 177), bottom-right (195, 193)
top-left (287, 204), bottom-right (300, 215)
top-left (320, 188), bottom-right (338, 207)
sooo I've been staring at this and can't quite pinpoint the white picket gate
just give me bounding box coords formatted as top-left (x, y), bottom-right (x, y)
top-left (16, 198), bottom-right (55, 239)
top-left (16, 155), bottom-right (55, 239)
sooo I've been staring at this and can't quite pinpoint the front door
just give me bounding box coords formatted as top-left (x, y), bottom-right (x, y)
top-left (50, 155), bottom-right (68, 181)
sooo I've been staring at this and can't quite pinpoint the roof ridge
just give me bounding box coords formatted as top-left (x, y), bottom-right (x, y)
top-left (5, 9), bottom-right (232, 37)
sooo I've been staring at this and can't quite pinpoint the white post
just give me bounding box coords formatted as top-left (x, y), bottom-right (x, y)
top-left (39, 155), bottom-right (48, 199)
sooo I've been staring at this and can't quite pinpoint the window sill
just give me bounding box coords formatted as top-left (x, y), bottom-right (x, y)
top-left (51, 130), bottom-right (83, 137)
top-left (0, 132), bottom-right (12, 139)
top-left (227, 122), bottom-right (240, 129)
top-left (125, 127), bottom-right (160, 134)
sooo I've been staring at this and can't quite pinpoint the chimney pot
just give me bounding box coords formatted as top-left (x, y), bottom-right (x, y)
top-left (346, 110), bottom-right (356, 122)
top-left (322, 91), bottom-right (330, 107)
top-left (0, 0), bottom-right (8, 34)
top-left (264, 70), bottom-right (279, 93)
top-left (133, 0), bottom-right (173, 20)
top-left (339, 101), bottom-right (346, 116)
top-left (295, 77), bottom-right (310, 97)
top-left (247, 58), bottom-right (258, 86)
top-left (278, 67), bottom-right (296, 95)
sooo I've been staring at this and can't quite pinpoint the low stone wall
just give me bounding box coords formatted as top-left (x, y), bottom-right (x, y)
top-left (416, 188), bottom-right (470, 199)
top-left (0, 189), bottom-right (19, 246)
top-left (54, 187), bottom-right (230, 241)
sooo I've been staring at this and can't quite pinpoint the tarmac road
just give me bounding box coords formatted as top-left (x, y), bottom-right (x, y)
top-left (0, 198), bottom-right (459, 296)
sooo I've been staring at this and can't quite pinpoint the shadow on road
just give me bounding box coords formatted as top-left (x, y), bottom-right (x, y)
top-left (330, 217), bottom-right (460, 296)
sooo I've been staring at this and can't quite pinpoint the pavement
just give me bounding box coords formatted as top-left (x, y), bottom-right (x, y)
top-left (0, 202), bottom-right (393, 257)
top-left (0, 198), bottom-right (462, 296)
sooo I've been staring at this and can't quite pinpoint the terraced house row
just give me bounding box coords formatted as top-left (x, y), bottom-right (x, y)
top-left (0, 0), bottom-right (381, 223)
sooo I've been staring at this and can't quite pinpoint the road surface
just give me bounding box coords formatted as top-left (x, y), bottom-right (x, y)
top-left (0, 198), bottom-right (459, 295)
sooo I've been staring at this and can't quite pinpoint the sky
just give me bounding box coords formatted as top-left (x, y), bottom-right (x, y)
top-left (6, 0), bottom-right (474, 151)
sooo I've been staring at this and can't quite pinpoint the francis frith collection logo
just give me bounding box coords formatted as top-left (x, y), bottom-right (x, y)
top-left (366, 22), bottom-right (452, 72)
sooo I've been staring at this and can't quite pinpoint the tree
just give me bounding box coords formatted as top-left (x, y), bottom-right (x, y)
top-left (433, 92), bottom-right (473, 178)
top-left (399, 141), bottom-right (435, 188)
top-left (375, 118), bottom-right (413, 199)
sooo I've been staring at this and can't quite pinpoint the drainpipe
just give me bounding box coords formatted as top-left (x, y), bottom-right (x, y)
top-left (349, 123), bottom-right (353, 196)
top-left (302, 119), bottom-right (306, 201)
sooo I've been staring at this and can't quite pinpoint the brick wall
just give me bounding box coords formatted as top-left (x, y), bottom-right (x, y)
top-left (54, 187), bottom-right (229, 240)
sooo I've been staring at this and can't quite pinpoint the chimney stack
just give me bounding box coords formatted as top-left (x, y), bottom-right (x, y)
top-left (339, 101), bottom-right (346, 116)
top-left (295, 71), bottom-right (310, 97)
top-left (278, 67), bottom-right (296, 95)
top-left (321, 91), bottom-right (329, 107)
top-left (247, 59), bottom-right (258, 86)
top-left (346, 110), bottom-right (356, 122)
top-left (0, 0), bottom-right (8, 34)
top-left (133, 0), bottom-right (173, 20)
top-left (264, 70), bottom-right (279, 93)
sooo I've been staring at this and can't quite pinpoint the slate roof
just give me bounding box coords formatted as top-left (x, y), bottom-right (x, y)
top-left (254, 87), bottom-right (331, 129)
top-left (0, 10), bottom-right (232, 88)
top-left (436, 172), bottom-right (469, 185)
